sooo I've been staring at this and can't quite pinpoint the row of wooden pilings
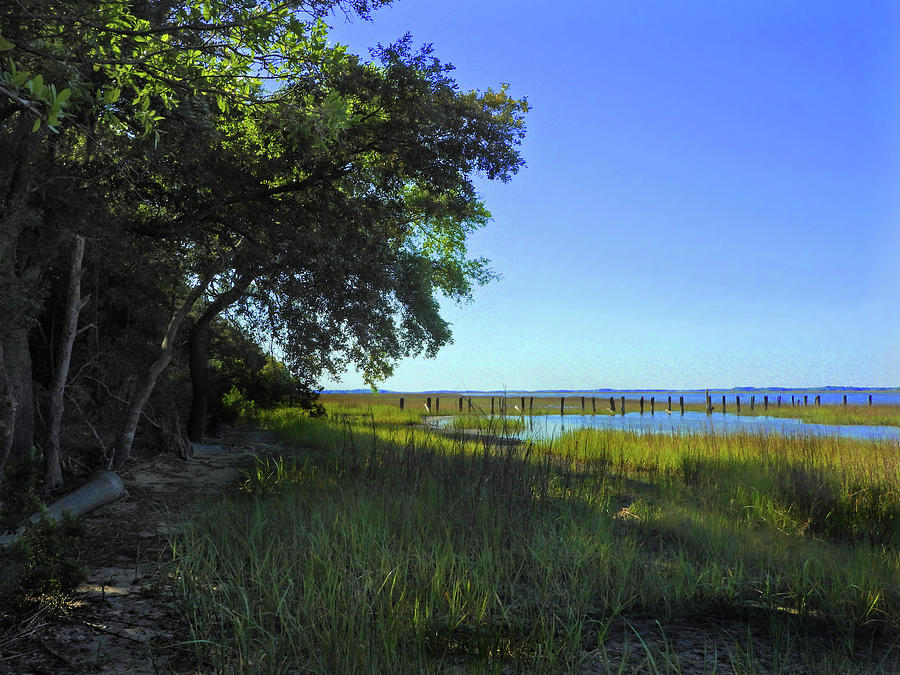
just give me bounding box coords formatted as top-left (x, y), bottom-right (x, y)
top-left (400, 392), bottom-right (876, 414)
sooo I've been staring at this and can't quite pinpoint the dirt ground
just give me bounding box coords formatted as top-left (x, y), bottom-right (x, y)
top-left (0, 427), bottom-right (285, 674)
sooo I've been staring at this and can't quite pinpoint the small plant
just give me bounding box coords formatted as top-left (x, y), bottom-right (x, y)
top-left (1, 513), bottom-right (84, 612)
top-left (221, 384), bottom-right (256, 421)
top-left (0, 450), bottom-right (84, 614)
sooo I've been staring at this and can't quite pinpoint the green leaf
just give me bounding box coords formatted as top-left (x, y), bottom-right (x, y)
top-left (31, 117), bottom-right (40, 132)
top-left (56, 88), bottom-right (71, 104)
top-left (0, 35), bottom-right (14, 51)
top-left (104, 87), bottom-right (121, 103)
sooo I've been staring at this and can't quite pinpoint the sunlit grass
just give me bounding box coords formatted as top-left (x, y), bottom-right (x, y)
top-left (318, 392), bottom-right (900, 426)
top-left (173, 401), bottom-right (900, 672)
top-left (735, 403), bottom-right (900, 428)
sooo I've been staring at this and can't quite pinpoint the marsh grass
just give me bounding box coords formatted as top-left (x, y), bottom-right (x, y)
top-left (444, 414), bottom-right (527, 434)
top-left (734, 403), bottom-right (900, 428)
top-left (172, 402), bottom-right (900, 672)
top-left (320, 392), bottom-right (900, 426)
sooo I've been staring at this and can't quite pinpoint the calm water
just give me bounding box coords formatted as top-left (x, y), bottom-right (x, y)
top-left (431, 411), bottom-right (900, 442)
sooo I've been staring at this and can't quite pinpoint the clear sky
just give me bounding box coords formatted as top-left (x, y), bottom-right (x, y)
top-left (320, 0), bottom-right (900, 392)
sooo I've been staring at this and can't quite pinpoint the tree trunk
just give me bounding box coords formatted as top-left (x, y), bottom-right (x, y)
top-left (3, 328), bottom-right (34, 461)
top-left (0, 343), bottom-right (17, 478)
top-left (111, 276), bottom-right (213, 470)
top-left (187, 275), bottom-right (253, 442)
top-left (186, 320), bottom-right (211, 443)
top-left (44, 234), bottom-right (87, 491)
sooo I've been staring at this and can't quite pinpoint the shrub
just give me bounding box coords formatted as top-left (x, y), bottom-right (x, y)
top-left (0, 451), bottom-right (84, 614)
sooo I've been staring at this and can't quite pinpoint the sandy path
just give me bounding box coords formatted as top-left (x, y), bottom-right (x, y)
top-left (0, 427), bottom-right (285, 674)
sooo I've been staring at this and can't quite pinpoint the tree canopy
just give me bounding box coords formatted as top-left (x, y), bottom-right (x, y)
top-left (0, 0), bottom-right (528, 482)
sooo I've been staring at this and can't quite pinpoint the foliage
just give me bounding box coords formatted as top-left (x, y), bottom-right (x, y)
top-left (0, 514), bottom-right (84, 614)
top-left (221, 385), bottom-right (256, 422)
top-left (0, 0), bottom-right (528, 467)
top-left (0, 452), bottom-right (84, 614)
top-left (207, 319), bottom-right (324, 422)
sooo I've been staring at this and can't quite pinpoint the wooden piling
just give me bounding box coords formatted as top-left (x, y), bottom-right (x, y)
top-left (581, 396), bottom-right (585, 411)
top-left (621, 396), bottom-right (625, 415)
top-left (750, 395), bottom-right (755, 411)
top-left (815, 395), bottom-right (820, 406)
top-left (764, 395), bottom-right (768, 410)
top-left (650, 396), bottom-right (655, 414)
top-left (736, 395), bottom-right (741, 412)
top-left (640, 396), bottom-right (644, 414)
top-left (459, 397), bottom-right (463, 412)
top-left (468, 397), bottom-right (473, 411)
top-left (435, 397), bottom-right (439, 413)
top-left (400, 397), bottom-right (404, 410)
top-left (804, 395), bottom-right (808, 406)
top-left (529, 396), bottom-right (534, 412)
top-left (560, 397), bottom-right (565, 416)
top-left (592, 397), bottom-right (597, 412)
top-left (777, 396), bottom-right (782, 407)
top-left (722, 395), bottom-right (726, 414)
top-left (667, 395), bottom-right (672, 412)
top-left (426, 397), bottom-right (432, 412)
top-left (679, 396), bottom-right (684, 415)
top-left (869, 394), bottom-right (873, 406)
top-left (609, 396), bottom-right (615, 412)
top-left (491, 397), bottom-right (494, 415)
top-left (521, 396), bottom-right (525, 412)
top-left (843, 395), bottom-right (847, 406)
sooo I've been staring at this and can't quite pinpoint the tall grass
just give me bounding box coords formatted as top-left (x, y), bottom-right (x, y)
top-left (319, 392), bottom-right (900, 426)
top-left (736, 403), bottom-right (900, 428)
top-left (172, 404), bottom-right (900, 672)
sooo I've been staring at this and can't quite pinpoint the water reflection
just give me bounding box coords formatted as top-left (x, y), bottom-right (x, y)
top-left (432, 411), bottom-right (900, 442)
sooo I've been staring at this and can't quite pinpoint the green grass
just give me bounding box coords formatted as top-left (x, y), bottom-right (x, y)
top-left (443, 414), bottom-right (527, 434)
top-left (319, 392), bottom-right (900, 426)
top-left (734, 403), bottom-right (900, 428)
top-left (172, 402), bottom-right (900, 672)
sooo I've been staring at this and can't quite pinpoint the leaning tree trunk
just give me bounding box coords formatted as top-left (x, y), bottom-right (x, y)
top-left (111, 276), bottom-right (212, 471)
top-left (187, 275), bottom-right (253, 442)
top-left (44, 234), bottom-right (87, 491)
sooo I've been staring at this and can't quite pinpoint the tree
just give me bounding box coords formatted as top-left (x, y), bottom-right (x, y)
top-left (165, 37), bottom-right (528, 441)
top-left (0, 0), bottom-right (391, 471)
top-left (1, 1), bottom-right (528, 477)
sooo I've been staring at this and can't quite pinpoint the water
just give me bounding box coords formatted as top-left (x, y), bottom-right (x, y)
top-left (431, 411), bottom-right (900, 442)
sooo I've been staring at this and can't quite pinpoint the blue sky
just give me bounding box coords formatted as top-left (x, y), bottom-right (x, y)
top-left (321, 1), bottom-right (900, 392)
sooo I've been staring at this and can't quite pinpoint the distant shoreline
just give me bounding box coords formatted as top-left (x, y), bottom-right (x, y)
top-left (324, 386), bottom-right (900, 395)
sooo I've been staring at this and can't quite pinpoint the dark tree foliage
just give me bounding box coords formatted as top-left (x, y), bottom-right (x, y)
top-left (0, 0), bottom-right (527, 483)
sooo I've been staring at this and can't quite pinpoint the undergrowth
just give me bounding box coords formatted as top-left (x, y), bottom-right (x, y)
top-left (0, 451), bottom-right (84, 617)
